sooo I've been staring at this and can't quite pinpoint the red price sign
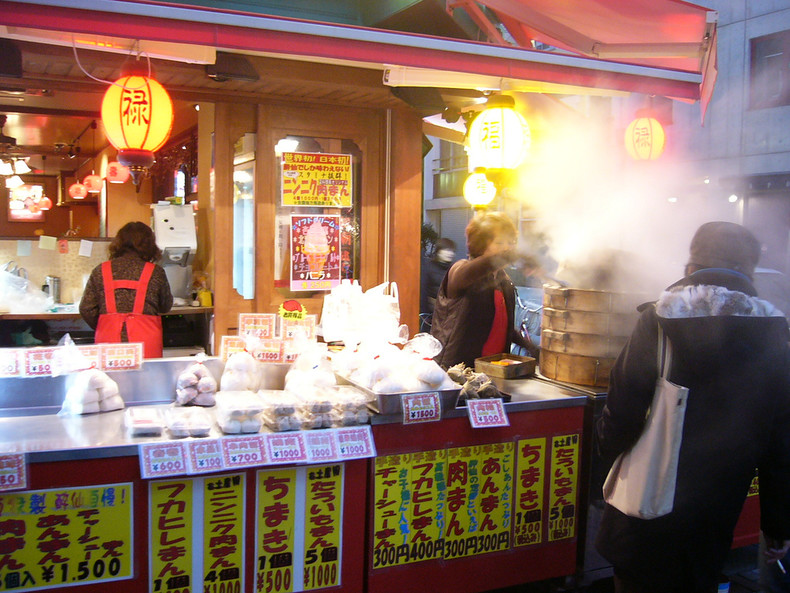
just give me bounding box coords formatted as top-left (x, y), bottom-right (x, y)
top-left (24, 347), bottom-right (57, 376)
top-left (264, 432), bottom-right (308, 464)
top-left (252, 339), bottom-right (283, 363)
top-left (219, 336), bottom-right (247, 361)
top-left (100, 343), bottom-right (142, 371)
top-left (185, 439), bottom-right (224, 474)
top-left (335, 426), bottom-right (376, 459)
top-left (0, 454), bottom-right (26, 492)
top-left (402, 392), bottom-right (441, 425)
top-left (139, 442), bottom-right (188, 478)
top-left (0, 349), bottom-right (22, 377)
top-left (220, 435), bottom-right (268, 468)
top-left (238, 313), bottom-right (276, 339)
top-left (76, 345), bottom-right (101, 369)
top-left (467, 398), bottom-right (510, 428)
top-left (304, 430), bottom-right (340, 463)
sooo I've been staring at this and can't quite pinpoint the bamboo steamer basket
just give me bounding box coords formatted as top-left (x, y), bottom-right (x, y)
top-left (539, 350), bottom-right (615, 388)
top-left (541, 328), bottom-right (627, 358)
top-left (539, 286), bottom-right (643, 387)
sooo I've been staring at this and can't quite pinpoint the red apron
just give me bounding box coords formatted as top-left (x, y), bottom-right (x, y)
top-left (94, 261), bottom-right (163, 358)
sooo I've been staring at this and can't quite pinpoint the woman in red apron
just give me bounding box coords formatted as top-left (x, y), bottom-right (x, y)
top-left (79, 221), bottom-right (173, 358)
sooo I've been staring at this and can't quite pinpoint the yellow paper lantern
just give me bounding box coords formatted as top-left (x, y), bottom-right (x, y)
top-left (625, 117), bottom-right (666, 160)
top-left (463, 169), bottom-right (497, 209)
top-left (101, 60), bottom-right (174, 184)
top-left (467, 95), bottom-right (530, 170)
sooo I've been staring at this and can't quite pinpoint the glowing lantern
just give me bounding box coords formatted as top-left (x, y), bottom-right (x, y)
top-left (69, 183), bottom-right (87, 199)
top-left (463, 169), bottom-right (497, 209)
top-left (106, 161), bottom-right (131, 183)
top-left (83, 174), bottom-right (103, 193)
top-left (467, 95), bottom-right (530, 170)
top-left (39, 196), bottom-right (52, 210)
top-left (625, 117), bottom-right (665, 160)
top-left (101, 60), bottom-right (174, 185)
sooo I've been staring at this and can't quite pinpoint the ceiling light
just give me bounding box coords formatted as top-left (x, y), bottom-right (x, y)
top-left (5, 175), bottom-right (23, 189)
top-left (13, 159), bottom-right (30, 174)
top-left (0, 160), bottom-right (12, 176)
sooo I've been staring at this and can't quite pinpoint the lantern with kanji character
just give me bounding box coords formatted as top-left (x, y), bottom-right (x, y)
top-left (83, 174), bottom-right (103, 193)
top-left (105, 161), bottom-right (131, 184)
top-left (101, 60), bottom-right (174, 185)
top-left (463, 169), bottom-right (497, 209)
top-left (68, 182), bottom-right (87, 199)
top-left (467, 95), bottom-right (530, 170)
top-left (625, 117), bottom-right (665, 160)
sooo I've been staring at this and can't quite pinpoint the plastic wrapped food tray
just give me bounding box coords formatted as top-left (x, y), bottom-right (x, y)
top-left (336, 375), bottom-right (460, 416)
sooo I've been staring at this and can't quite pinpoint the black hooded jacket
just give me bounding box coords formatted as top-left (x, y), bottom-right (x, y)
top-left (595, 268), bottom-right (790, 592)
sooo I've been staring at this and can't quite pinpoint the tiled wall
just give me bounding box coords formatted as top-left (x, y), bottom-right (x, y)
top-left (0, 239), bottom-right (110, 304)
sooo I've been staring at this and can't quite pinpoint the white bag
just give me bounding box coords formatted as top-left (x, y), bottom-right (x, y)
top-left (602, 325), bottom-right (689, 519)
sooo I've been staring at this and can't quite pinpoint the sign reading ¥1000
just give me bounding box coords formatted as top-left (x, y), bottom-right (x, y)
top-left (0, 483), bottom-right (134, 591)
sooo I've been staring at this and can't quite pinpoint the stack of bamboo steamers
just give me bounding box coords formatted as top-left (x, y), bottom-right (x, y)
top-left (539, 286), bottom-right (645, 388)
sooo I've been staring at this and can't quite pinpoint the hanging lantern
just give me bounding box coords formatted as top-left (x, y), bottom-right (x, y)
top-left (39, 196), bottom-right (52, 210)
top-left (83, 174), bottom-right (103, 193)
top-left (467, 95), bottom-right (530, 170)
top-left (625, 117), bottom-right (666, 160)
top-left (463, 169), bottom-right (497, 209)
top-left (106, 161), bottom-right (131, 184)
top-left (69, 183), bottom-right (87, 199)
top-left (101, 59), bottom-right (174, 185)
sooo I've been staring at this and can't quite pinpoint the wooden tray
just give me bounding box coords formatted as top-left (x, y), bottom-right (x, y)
top-left (475, 354), bottom-right (536, 379)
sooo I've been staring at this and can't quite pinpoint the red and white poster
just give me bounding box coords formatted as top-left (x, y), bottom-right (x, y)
top-left (290, 214), bottom-right (341, 292)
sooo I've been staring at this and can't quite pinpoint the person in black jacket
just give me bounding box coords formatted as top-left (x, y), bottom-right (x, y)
top-left (595, 221), bottom-right (790, 593)
top-left (420, 237), bottom-right (456, 327)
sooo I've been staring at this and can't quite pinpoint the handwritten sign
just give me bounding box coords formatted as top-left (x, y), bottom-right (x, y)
top-left (100, 343), bottom-right (143, 371)
top-left (264, 432), bottom-right (308, 464)
top-left (0, 349), bottom-right (22, 377)
top-left (335, 426), bottom-right (376, 459)
top-left (467, 398), bottom-right (510, 428)
top-left (402, 392), bottom-right (441, 425)
top-left (219, 336), bottom-right (247, 361)
top-left (0, 454), bottom-right (26, 492)
top-left (23, 347), bottom-right (57, 376)
top-left (185, 439), bottom-right (224, 475)
top-left (221, 435), bottom-right (268, 469)
top-left (139, 442), bottom-right (188, 479)
top-left (304, 430), bottom-right (340, 463)
top-left (238, 313), bottom-right (276, 339)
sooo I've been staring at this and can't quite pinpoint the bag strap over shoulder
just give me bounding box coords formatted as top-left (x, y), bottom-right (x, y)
top-left (657, 324), bottom-right (673, 379)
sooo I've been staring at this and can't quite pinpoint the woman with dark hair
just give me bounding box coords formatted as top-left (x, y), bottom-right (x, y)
top-left (431, 211), bottom-right (536, 368)
top-left (79, 221), bottom-right (173, 358)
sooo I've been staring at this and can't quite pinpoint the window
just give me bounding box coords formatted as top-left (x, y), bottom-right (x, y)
top-left (750, 31), bottom-right (790, 109)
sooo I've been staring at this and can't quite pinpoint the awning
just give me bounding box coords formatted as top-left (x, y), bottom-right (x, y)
top-left (1, 0), bottom-right (715, 110)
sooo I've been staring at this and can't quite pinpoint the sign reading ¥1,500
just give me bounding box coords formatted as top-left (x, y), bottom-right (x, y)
top-left (0, 483), bottom-right (133, 591)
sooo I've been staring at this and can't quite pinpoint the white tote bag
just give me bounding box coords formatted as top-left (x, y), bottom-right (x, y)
top-left (602, 325), bottom-right (689, 519)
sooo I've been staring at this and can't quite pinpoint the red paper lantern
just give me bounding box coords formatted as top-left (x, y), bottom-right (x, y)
top-left (83, 174), bottom-right (103, 193)
top-left (38, 196), bottom-right (52, 210)
top-left (101, 60), bottom-right (174, 185)
top-left (69, 183), bottom-right (87, 199)
top-left (625, 117), bottom-right (666, 160)
top-left (106, 161), bottom-right (131, 184)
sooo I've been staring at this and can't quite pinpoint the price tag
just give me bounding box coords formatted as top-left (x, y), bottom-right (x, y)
top-left (139, 442), bottom-right (188, 479)
top-left (76, 345), bottom-right (101, 369)
top-left (281, 315), bottom-right (317, 340)
top-left (281, 339), bottom-right (301, 363)
top-left (238, 313), bottom-right (276, 339)
top-left (0, 349), bottom-right (22, 377)
top-left (0, 454), bottom-right (26, 492)
top-left (220, 435), bottom-right (268, 469)
top-left (24, 347), bottom-right (57, 376)
top-left (402, 392), bottom-right (441, 425)
top-left (264, 432), bottom-right (308, 464)
top-left (219, 336), bottom-right (247, 361)
top-left (467, 398), bottom-right (510, 428)
top-left (335, 426), bottom-right (376, 459)
top-left (304, 430), bottom-right (340, 463)
top-left (185, 439), bottom-right (225, 474)
top-left (100, 343), bottom-right (143, 371)
top-left (252, 339), bottom-right (283, 363)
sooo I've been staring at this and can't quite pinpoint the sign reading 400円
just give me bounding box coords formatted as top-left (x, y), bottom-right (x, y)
top-left (0, 483), bottom-right (133, 591)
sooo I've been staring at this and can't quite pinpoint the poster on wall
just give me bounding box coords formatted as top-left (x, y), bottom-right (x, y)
top-left (7, 183), bottom-right (48, 222)
top-left (281, 152), bottom-right (352, 208)
top-left (290, 214), bottom-right (341, 292)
